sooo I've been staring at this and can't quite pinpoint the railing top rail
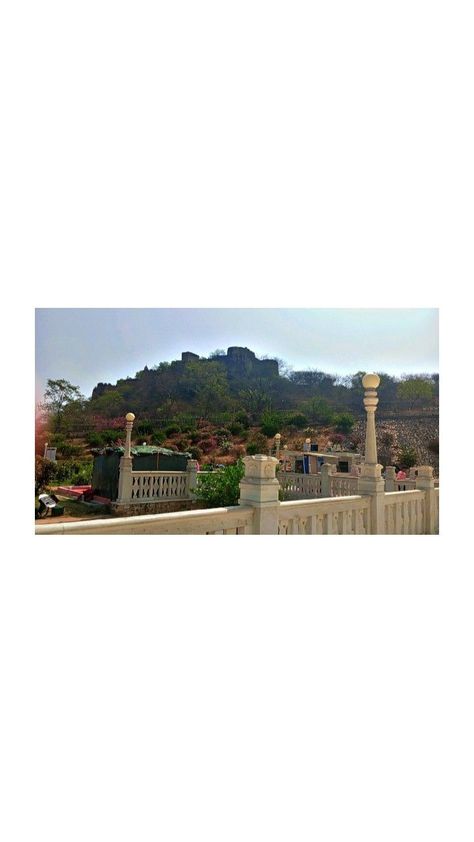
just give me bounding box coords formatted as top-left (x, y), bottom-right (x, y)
top-left (280, 495), bottom-right (369, 513)
top-left (384, 490), bottom-right (424, 502)
top-left (36, 505), bottom-right (255, 535)
top-left (131, 470), bottom-right (187, 477)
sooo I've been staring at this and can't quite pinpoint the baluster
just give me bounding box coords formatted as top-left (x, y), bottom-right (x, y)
top-left (341, 510), bottom-right (350, 534)
top-left (402, 501), bottom-right (410, 533)
top-left (393, 502), bottom-right (401, 534)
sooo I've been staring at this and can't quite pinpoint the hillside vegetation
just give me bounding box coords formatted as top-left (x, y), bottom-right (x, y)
top-left (36, 347), bottom-right (439, 485)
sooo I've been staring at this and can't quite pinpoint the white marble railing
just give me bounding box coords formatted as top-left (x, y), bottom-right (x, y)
top-left (36, 453), bottom-right (439, 536)
top-left (130, 471), bottom-right (188, 500)
top-left (35, 505), bottom-right (255, 535)
top-left (278, 471), bottom-right (358, 500)
top-left (383, 490), bottom-right (425, 534)
top-left (279, 472), bottom-right (322, 500)
top-left (278, 496), bottom-right (370, 534)
top-left (329, 475), bottom-right (359, 497)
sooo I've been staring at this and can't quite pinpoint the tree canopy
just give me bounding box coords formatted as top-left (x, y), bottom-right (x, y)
top-left (42, 379), bottom-right (84, 431)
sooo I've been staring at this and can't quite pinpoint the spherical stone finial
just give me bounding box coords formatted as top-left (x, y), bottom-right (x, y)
top-left (362, 373), bottom-right (380, 389)
top-left (125, 412), bottom-right (136, 422)
top-left (274, 433), bottom-right (281, 440)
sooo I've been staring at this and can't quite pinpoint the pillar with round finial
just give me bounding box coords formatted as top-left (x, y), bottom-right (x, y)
top-left (124, 412), bottom-right (135, 458)
top-left (358, 374), bottom-right (385, 533)
top-left (362, 373), bottom-right (380, 465)
top-left (274, 433), bottom-right (281, 459)
top-left (117, 412), bottom-right (136, 504)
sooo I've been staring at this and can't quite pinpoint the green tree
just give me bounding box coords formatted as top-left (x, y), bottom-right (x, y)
top-left (35, 455), bottom-right (58, 493)
top-left (398, 447), bottom-right (418, 469)
top-left (91, 389), bottom-right (127, 418)
top-left (397, 378), bottom-right (434, 408)
top-left (179, 360), bottom-right (231, 416)
top-left (42, 379), bottom-right (84, 432)
top-left (194, 460), bottom-right (245, 508)
top-left (333, 412), bottom-right (355, 433)
top-left (304, 397), bottom-right (334, 425)
top-left (260, 409), bottom-right (280, 437)
top-left (239, 384), bottom-right (271, 421)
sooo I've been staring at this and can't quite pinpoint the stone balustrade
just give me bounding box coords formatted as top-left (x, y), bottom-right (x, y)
top-left (37, 455), bottom-right (439, 536)
top-left (130, 471), bottom-right (189, 500)
top-left (383, 490), bottom-right (425, 534)
top-left (278, 496), bottom-right (370, 535)
top-left (279, 472), bottom-right (322, 500)
top-left (36, 505), bottom-right (255, 535)
top-left (36, 376), bottom-right (439, 536)
top-left (278, 471), bottom-right (359, 500)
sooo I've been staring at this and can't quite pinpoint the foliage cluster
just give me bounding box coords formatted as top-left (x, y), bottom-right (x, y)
top-left (194, 460), bottom-right (245, 508)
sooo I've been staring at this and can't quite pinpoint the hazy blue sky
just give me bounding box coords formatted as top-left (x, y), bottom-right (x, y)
top-left (35, 308), bottom-right (439, 400)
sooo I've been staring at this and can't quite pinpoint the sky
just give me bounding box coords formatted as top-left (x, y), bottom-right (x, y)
top-left (35, 308), bottom-right (439, 400)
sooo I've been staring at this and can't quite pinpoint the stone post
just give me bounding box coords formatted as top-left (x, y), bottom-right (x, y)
top-left (117, 412), bottom-right (135, 503)
top-left (321, 463), bottom-right (336, 497)
top-left (274, 433), bottom-right (281, 460)
top-left (358, 374), bottom-right (385, 534)
top-left (186, 459), bottom-right (199, 500)
top-left (239, 455), bottom-right (280, 534)
top-left (415, 465), bottom-right (435, 533)
top-left (385, 466), bottom-right (396, 492)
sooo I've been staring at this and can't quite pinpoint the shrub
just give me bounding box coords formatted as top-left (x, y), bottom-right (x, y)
top-left (235, 411), bottom-right (250, 428)
top-left (165, 424), bottom-right (180, 437)
top-left (216, 428), bottom-right (232, 439)
top-left (229, 444), bottom-right (245, 460)
top-left (102, 429), bottom-right (123, 445)
top-left (219, 439), bottom-right (233, 454)
top-left (199, 436), bottom-right (218, 454)
top-left (57, 442), bottom-right (83, 459)
top-left (188, 430), bottom-right (201, 444)
top-left (333, 413), bottom-right (355, 434)
top-left (136, 421), bottom-right (154, 436)
top-left (151, 430), bottom-right (166, 445)
top-left (189, 446), bottom-right (203, 461)
top-left (330, 433), bottom-right (344, 445)
top-left (260, 410), bottom-right (280, 437)
top-left (246, 432), bottom-right (268, 455)
top-left (398, 447), bottom-right (418, 470)
top-left (49, 434), bottom-right (67, 448)
top-left (194, 460), bottom-right (245, 508)
top-left (286, 413), bottom-right (308, 429)
top-left (87, 431), bottom-right (105, 448)
top-left (229, 421), bottom-right (244, 436)
top-left (35, 456), bottom-right (58, 493)
top-left (305, 398), bottom-right (334, 425)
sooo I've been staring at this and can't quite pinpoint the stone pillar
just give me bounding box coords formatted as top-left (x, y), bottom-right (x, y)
top-left (274, 433), bottom-right (281, 460)
top-left (415, 465), bottom-right (435, 533)
top-left (186, 459), bottom-right (199, 500)
top-left (239, 455), bottom-right (280, 534)
top-left (385, 466), bottom-right (396, 492)
top-left (321, 463), bottom-right (336, 497)
top-left (358, 374), bottom-right (385, 534)
top-left (362, 373), bottom-right (380, 466)
top-left (117, 412), bottom-right (135, 503)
